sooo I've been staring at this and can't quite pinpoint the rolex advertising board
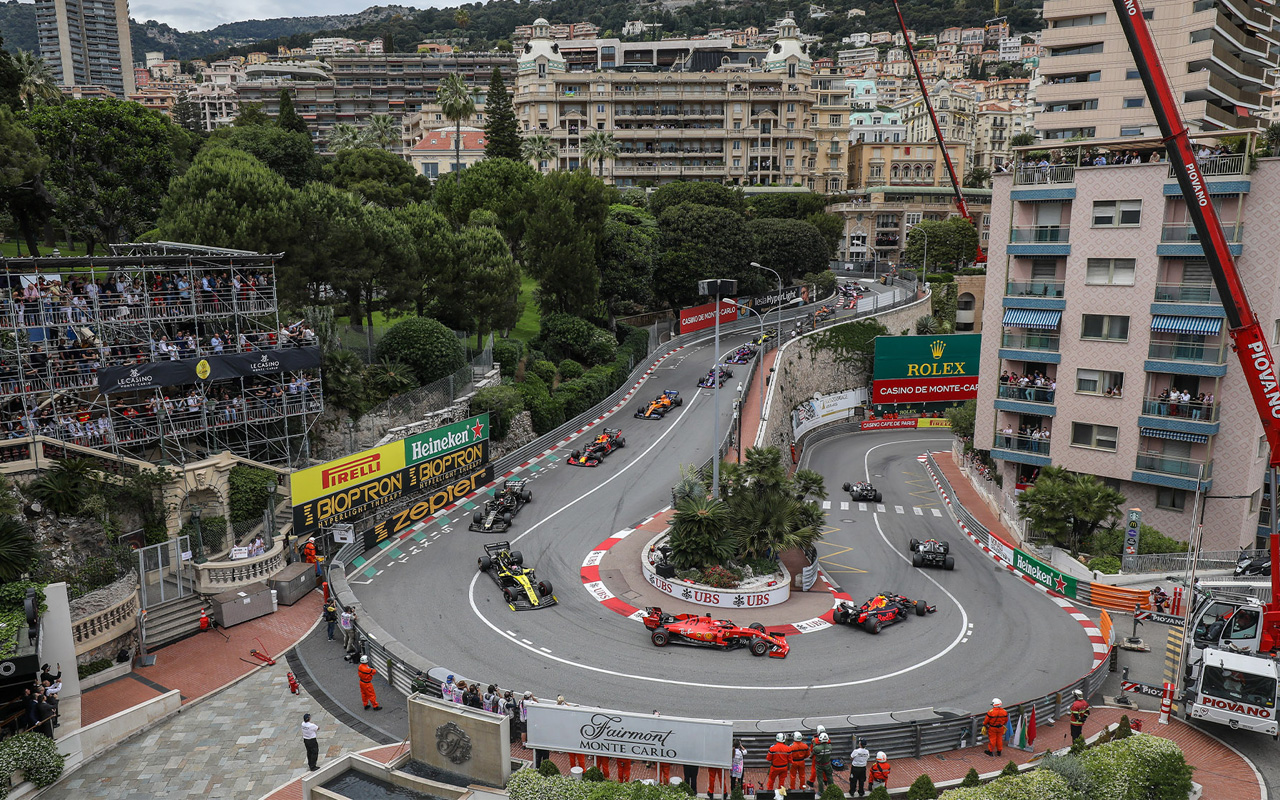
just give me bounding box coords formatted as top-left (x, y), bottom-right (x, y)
top-left (871, 334), bottom-right (981, 404)
top-left (525, 702), bottom-right (733, 768)
top-left (291, 414), bottom-right (490, 534)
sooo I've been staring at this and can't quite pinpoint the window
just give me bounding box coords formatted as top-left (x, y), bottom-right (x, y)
top-left (786, 157), bottom-right (794, 167)
top-left (787, 103), bottom-right (796, 112)
top-left (733, 141), bottom-right (741, 150)
top-left (905, 212), bottom-right (922, 227)
top-left (1251, 488), bottom-right (1261, 513)
top-left (597, 104), bottom-right (605, 113)
top-left (1053, 12), bottom-right (1107, 27)
top-left (420, 162), bottom-right (438, 179)
top-left (1157, 487), bottom-right (1186, 511)
top-left (1075, 369), bottom-right (1124, 394)
top-left (1042, 99), bottom-right (1099, 113)
top-left (733, 157), bottom-right (741, 167)
top-left (1120, 126), bottom-right (1144, 137)
top-left (1263, 435), bottom-right (1271, 458)
top-left (830, 114), bottom-right (842, 125)
top-left (1092, 200), bottom-right (1142, 227)
top-left (1126, 68), bottom-right (1140, 79)
top-left (1072, 422), bottom-right (1118, 451)
top-left (1081, 314), bottom-right (1130, 341)
top-left (1123, 97), bottom-right (1145, 108)
top-left (1049, 42), bottom-right (1103, 57)
top-left (1086, 258), bottom-right (1137, 286)
top-left (1044, 127), bottom-right (1096, 139)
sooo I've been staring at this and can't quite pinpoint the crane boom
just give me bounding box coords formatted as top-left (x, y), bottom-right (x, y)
top-left (888, 0), bottom-right (986, 263)
top-left (1111, 0), bottom-right (1279, 651)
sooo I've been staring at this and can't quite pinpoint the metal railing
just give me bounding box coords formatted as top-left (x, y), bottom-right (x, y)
top-left (1124, 548), bottom-right (1251, 573)
top-left (358, 337), bottom-right (492, 424)
top-left (1153, 282), bottom-right (1221, 304)
top-left (1135, 453), bottom-right (1213, 480)
top-left (1167, 152), bottom-right (1246, 178)
top-left (1140, 395), bottom-right (1219, 422)
top-left (1009, 225), bottom-right (1070, 244)
top-left (1147, 340), bottom-right (1227, 364)
top-left (1000, 331), bottom-right (1060, 352)
top-left (992, 432), bottom-right (1053, 456)
top-left (1013, 164), bottom-right (1075, 186)
top-left (1160, 223), bottom-right (1243, 243)
top-left (997, 385), bottom-right (1057, 404)
top-left (1005, 280), bottom-right (1064, 298)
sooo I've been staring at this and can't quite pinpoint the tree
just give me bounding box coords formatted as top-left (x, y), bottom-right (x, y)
top-left (361, 114), bottom-right (400, 151)
top-left (437, 73), bottom-right (477, 180)
top-left (599, 204), bottom-right (656, 323)
top-left (0, 105), bottom-right (49, 255)
top-left (902, 218), bottom-right (978, 272)
top-left (375, 316), bottom-right (467, 385)
top-left (520, 133), bottom-right (558, 173)
top-left (914, 314), bottom-right (937, 334)
top-left (454, 8), bottom-right (471, 28)
top-left (276, 89), bottom-right (309, 135)
top-left (747, 192), bottom-right (829, 220)
top-left (11, 50), bottom-right (60, 110)
top-left (1016, 466), bottom-right (1126, 554)
top-left (325, 147), bottom-right (430, 207)
top-left (522, 169), bottom-right (611, 314)
top-left (748, 217), bottom-right (830, 282)
top-left (1010, 131), bottom-right (1036, 148)
top-left (720, 447), bottom-right (826, 561)
top-left (157, 146), bottom-right (297, 257)
top-left (582, 130), bottom-right (620, 178)
top-left (394, 202), bottom-right (456, 317)
top-left (654, 202), bottom-right (755, 309)
top-left (313, 193), bottom-right (420, 328)
top-left (482, 66), bottom-right (521, 161)
top-left (945, 398), bottom-right (976, 440)
top-left (26, 99), bottom-right (180, 248)
top-left (805, 211), bottom-right (844, 256)
top-left (430, 157), bottom-right (540, 258)
top-left (457, 222), bottom-right (523, 342)
top-left (171, 92), bottom-right (203, 135)
top-left (327, 122), bottom-right (363, 152)
top-left (0, 37), bottom-right (22, 112)
top-left (211, 124), bottom-right (320, 188)
top-left (0, 517), bottom-right (35, 581)
top-left (650, 181), bottom-right (746, 216)
top-left (964, 166), bottom-right (991, 189)
top-left (668, 495), bottom-right (734, 570)
top-left (233, 101), bottom-right (271, 126)
top-left (806, 317), bottom-right (888, 385)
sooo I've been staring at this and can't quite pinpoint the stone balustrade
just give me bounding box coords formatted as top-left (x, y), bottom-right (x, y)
top-left (192, 540), bottom-right (286, 594)
top-left (73, 588), bottom-right (139, 656)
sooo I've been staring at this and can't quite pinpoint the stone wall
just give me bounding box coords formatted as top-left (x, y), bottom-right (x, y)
top-left (757, 291), bottom-right (932, 452)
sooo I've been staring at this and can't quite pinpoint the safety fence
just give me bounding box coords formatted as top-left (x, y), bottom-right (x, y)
top-left (1124, 549), bottom-right (1260, 574)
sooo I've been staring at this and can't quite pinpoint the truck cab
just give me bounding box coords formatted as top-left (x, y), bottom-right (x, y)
top-left (1188, 592), bottom-right (1268, 662)
top-left (1185, 648), bottom-right (1279, 737)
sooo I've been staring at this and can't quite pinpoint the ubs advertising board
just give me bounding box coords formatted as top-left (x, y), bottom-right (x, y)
top-left (291, 413), bottom-right (491, 536)
top-left (871, 333), bottom-right (981, 404)
top-left (526, 702), bottom-right (733, 768)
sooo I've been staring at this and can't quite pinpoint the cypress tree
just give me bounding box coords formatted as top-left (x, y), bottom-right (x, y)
top-left (277, 90), bottom-right (309, 136)
top-left (483, 66), bottom-right (522, 161)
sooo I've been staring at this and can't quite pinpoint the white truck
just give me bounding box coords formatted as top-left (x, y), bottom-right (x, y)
top-left (1184, 647), bottom-right (1279, 737)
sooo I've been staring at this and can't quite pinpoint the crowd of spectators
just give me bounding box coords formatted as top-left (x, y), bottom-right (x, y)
top-left (998, 370), bottom-right (1057, 404)
top-left (1004, 142), bottom-right (1240, 180)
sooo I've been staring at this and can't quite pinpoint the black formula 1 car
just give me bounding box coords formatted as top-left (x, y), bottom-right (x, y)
top-left (910, 538), bottom-right (954, 570)
top-left (477, 541), bottom-right (556, 611)
top-left (832, 592), bottom-right (936, 634)
top-left (842, 481), bottom-right (883, 503)
top-left (469, 479), bottom-right (532, 533)
top-left (567, 427), bottom-right (625, 467)
top-left (642, 607), bottom-right (789, 658)
top-left (724, 345), bottom-right (757, 365)
top-left (635, 389), bottom-right (683, 420)
top-left (699, 366), bottom-right (733, 388)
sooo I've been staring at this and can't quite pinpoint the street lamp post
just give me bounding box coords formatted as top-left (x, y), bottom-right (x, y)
top-left (264, 483), bottom-right (278, 548)
top-left (749, 262), bottom-right (783, 422)
top-left (698, 279), bottom-right (737, 500)
top-left (191, 504), bottom-right (206, 564)
top-left (910, 227), bottom-right (929, 276)
top-left (725, 299), bottom-right (766, 430)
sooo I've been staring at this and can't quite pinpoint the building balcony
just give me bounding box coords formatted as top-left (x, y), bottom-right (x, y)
top-left (1013, 164), bottom-right (1074, 186)
top-left (1000, 331), bottom-right (1060, 354)
top-left (1146, 339), bottom-right (1227, 366)
top-left (1153, 282), bottom-right (1221, 305)
top-left (1160, 223), bottom-right (1243, 244)
top-left (997, 383), bottom-right (1057, 404)
top-left (1140, 395), bottom-right (1220, 423)
top-left (991, 433), bottom-right (1052, 466)
top-left (1005, 280), bottom-right (1064, 299)
top-left (1009, 225), bottom-right (1069, 244)
top-left (1134, 452), bottom-right (1213, 483)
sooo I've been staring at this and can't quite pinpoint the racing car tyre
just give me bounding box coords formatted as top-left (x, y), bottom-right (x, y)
top-left (538, 580), bottom-right (553, 598)
top-left (912, 552), bottom-right (924, 568)
top-left (941, 541), bottom-right (950, 554)
top-left (674, 396), bottom-right (683, 406)
top-left (651, 628), bottom-right (670, 647)
top-left (874, 491), bottom-right (883, 502)
top-left (915, 600), bottom-right (928, 617)
top-left (477, 556), bottom-right (492, 572)
top-left (509, 550), bottom-right (523, 566)
top-left (522, 488), bottom-right (532, 503)
top-left (863, 618), bottom-right (881, 634)
top-left (833, 608), bottom-right (849, 625)
top-left (502, 512), bottom-right (512, 526)
top-left (909, 538), bottom-right (920, 551)
top-left (618, 438), bottom-right (626, 448)
top-left (748, 622), bottom-right (765, 632)
top-left (944, 556), bottom-right (955, 571)
top-left (750, 639), bottom-right (770, 657)
top-left (503, 587), bottom-right (518, 603)
top-left (473, 510), bottom-right (483, 525)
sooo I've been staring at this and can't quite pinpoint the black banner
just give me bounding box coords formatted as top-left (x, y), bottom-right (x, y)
top-left (294, 441), bottom-right (491, 534)
top-left (97, 346), bottom-right (322, 394)
top-left (362, 465), bottom-right (495, 550)
top-left (735, 285), bottom-right (808, 314)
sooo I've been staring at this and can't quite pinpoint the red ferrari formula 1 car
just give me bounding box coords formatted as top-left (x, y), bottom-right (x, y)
top-left (642, 607), bottom-right (789, 658)
top-left (832, 592), bottom-right (935, 634)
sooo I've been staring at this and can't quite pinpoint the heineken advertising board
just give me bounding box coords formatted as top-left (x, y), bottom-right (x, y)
top-left (1012, 548), bottom-right (1077, 599)
top-left (291, 413), bottom-right (490, 533)
top-left (871, 334), bottom-right (981, 404)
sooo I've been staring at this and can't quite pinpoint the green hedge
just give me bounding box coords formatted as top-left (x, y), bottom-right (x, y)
top-left (927, 272), bottom-right (956, 283)
top-left (539, 314), bottom-right (618, 366)
top-left (941, 769), bottom-right (1073, 799)
top-left (508, 768), bottom-right (689, 800)
top-left (0, 732), bottom-right (66, 797)
top-left (494, 337), bottom-right (525, 379)
top-left (558, 359), bottom-right (585, 381)
top-left (227, 465), bottom-right (276, 524)
top-left (471, 385), bottom-right (525, 440)
top-left (78, 658), bottom-right (115, 680)
top-left (517, 375), bottom-right (565, 435)
top-left (531, 360), bottom-right (558, 385)
top-left (1078, 734), bottom-right (1193, 800)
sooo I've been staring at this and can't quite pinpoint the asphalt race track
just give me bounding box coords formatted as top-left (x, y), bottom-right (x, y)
top-left (350, 285), bottom-right (1092, 720)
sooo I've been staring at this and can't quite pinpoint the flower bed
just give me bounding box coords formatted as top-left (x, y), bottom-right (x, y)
top-left (643, 532), bottom-right (791, 609)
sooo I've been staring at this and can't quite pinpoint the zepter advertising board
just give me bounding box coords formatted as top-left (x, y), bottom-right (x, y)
top-left (526, 702), bottom-right (733, 768)
top-left (871, 333), bottom-right (981, 404)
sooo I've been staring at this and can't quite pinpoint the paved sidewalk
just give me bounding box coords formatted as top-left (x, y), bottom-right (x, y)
top-left (934, 451), bottom-right (1023, 548)
top-left (728, 346), bottom-right (778, 462)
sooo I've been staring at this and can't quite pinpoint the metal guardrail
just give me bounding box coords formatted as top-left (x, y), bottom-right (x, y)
top-left (1125, 549), bottom-right (1258, 573)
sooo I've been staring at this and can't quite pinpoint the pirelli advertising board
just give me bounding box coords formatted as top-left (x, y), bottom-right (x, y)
top-left (291, 413), bottom-right (491, 535)
top-left (871, 334), bottom-right (981, 405)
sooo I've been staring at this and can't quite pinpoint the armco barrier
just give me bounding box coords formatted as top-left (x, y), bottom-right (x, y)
top-left (1089, 583), bottom-right (1153, 613)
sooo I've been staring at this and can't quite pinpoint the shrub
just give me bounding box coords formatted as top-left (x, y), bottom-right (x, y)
top-left (1079, 734), bottom-right (1193, 800)
top-left (583, 766), bottom-right (605, 782)
top-left (558, 359), bottom-right (585, 381)
top-left (179, 514), bottom-right (228, 555)
top-left (1039, 754), bottom-right (1094, 798)
top-left (730, 789), bottom-right (746, 800)
top-left (537, 759), bottom-right (561, 777)
top-left (540, 313), bottom-right (617, 366)
top-left (509, 767), bottom-right (689, 800)
top-left (941, 770), bottom-right (1074, 800)
top-left (1089, 555), bottom-right (1121, 574)
top-left (0, 732), bottom-right (65, 792)
top-left (531, 360), bottom-right (558, 385)
top-left (868, 788), bottom-right (891, 800)
top-left (960, 767), bottom-right (982, 787)
top-left (516, 374), bottom-right (564, 434)
top-left (615, 323), bottom-right (651, 363)
top-left (494, 336), bottom-right (524, 378)
top-left (0, 581), bottom-right (46, 615)
top-left (699, 564), bottom-right (741, 589)
top-left (926, 272), bottom-right (955, 283)
top-left (1115, 716), bottom-right (1133, 739)
top-left (1000, 761), bottom-right (1020, 778)
top-left (471, 385), bottom-right (525, 440)
top-left (907, 773), bottom-right (938, 799)
top-left (375, 316), bottom-right (467, 385)
top-left (821, 785), bottom-right (846, 800)
top-left (804, 269), bottom-right (837, 298)
top-left (78, 658), bottom-right (115, 680)
top-left (227, 465), bottom-right (276, 524)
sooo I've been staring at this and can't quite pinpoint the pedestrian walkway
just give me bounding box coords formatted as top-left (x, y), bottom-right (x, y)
top-left (934, 452), bottom-right (1023, 548)
top-left (729, 346), bottom-right (777, 462)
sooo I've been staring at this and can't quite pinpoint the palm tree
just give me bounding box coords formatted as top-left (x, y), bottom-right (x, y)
top-left (582, 130), bottom-right (619, 178)
top-left (361, 114), bottom-right (400, 151)
top-left (0, 517), bottom-right (36, 582)
top-left (520, 134), bottom-right (559, 174)
top-left (436, 73), bottom-right (477, 182)
top-left (667, 495), bottom-right (733, 570)
top-left (12, 51), bottom-right (60, 109)
top-left (327, 123), bottom-right (363, 152)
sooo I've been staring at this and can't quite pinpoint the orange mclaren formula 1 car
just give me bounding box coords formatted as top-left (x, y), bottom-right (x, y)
top-left (634, 389), bottom-right (683, 420)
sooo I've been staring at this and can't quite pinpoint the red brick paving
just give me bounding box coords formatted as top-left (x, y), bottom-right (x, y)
top-left (728, 347), bottom-right (778, 463)
top-left (935, 450), bottom-right (1022, 548)
top-left (81, 591), bottom-right (323, 725)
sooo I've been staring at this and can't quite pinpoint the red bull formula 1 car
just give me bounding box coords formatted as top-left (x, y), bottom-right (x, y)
top-left (635, 389), bottom-right (682, 420)
top-left (642, 607), bottom-right (789, 658)
top-left (832, 592), bottom-right (936, 634)
top-left (567, 427), bottom-right (625, 467)
top-left (699, 366), bottom-right (733, 388)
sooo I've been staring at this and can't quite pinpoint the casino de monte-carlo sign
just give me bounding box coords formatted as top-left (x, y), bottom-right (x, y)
top-left (525, 702), bottom-right (733, 768)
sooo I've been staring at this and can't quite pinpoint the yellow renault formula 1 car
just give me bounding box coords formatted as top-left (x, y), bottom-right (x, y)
top-left (477, 541), bottom-right (557, 611)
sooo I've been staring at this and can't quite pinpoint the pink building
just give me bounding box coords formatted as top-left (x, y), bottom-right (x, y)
top-left (975, 143), bottom-right (1273, 550)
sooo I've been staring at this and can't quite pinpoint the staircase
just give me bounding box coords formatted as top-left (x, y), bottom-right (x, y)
top-left (143, 593), bottom-right (207, 650)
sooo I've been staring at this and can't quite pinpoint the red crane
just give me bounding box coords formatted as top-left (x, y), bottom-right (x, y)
top-left (888, 0), bottom-right (986, 264)
top-left (1111, 0), bottom-right (1279, 655)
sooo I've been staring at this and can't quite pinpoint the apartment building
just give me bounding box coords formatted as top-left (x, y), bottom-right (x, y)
top-left (1036, 0), bottom-right (1278, 140)
top-left (973, 100), bottom-right (1029, 172)
top-left (975, 138), bottom-right (1275, 549)
top-left (35, 0), bottom-right (135, 97)
top-left (811, 69), bottom-right (853, 193)
top-left (409, 128), bottom-right (488, 179)
top-left (894, 80), bottom-right (976, 164)
top-left (511, 17), bottom-right (814, 187)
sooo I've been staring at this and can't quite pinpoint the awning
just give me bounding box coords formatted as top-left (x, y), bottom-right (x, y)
top-left (1151, 315), bottom-right (1222, 335)
top-left (1002, 308), bottom-right (1062, 330)
top-left (1139, 427), bottom-right (1210, 444)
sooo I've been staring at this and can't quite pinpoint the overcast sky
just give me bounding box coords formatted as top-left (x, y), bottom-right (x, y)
top-left (124, 0), bottom-right (467, 33)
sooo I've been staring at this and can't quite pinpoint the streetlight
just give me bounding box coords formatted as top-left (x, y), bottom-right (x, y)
top-left (910, 226), bottom-right (929, 276)
top-left (191, 504), bottom-right (206, 564)
top-left (264, 482), bottom-right (278, 548)
top-left (724, 299), bottom-right (766, 430)
top-left (698, 279), bottom-right (737, 500)
top-left (749, 262), bottom-right (783, 344)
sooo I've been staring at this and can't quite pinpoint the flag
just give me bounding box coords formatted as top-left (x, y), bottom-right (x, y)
top-left (1005, 708), bottom-right (1018, 748)
top-left (1027, 705), bottom-right (1037, 748)
top-left (1016, 709), bottom-right (1029, 750)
